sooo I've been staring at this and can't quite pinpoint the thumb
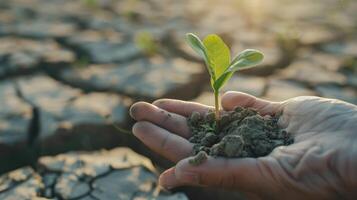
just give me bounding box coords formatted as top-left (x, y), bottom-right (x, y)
top-left (221, 91), bottom-right (281, 115)
top-left (159, 156), bottom-right (277, 194)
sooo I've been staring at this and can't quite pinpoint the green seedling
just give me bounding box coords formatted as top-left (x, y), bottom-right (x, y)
top-left (82, 0), bottom-right (98, 8)
top-left (185, 33), bottom-right (264, 123)
top-left (135, 31), bottom-right (159, 56)
top-left (73, 56), bottom-right (90, 68)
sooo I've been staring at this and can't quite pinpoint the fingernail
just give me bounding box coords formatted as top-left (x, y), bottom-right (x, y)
top-left (131, 123), bottom-right (144, 139)
top-left (159, 168), bottom-right (176, 189)
top-left (163, 185), bottom-right (174, 190)
top-left (159, 169), bottom-right (200, 189)
top-left (129, 105), bottom-right (137, 119)
top-left (160, 180), bottom-right (174, 190)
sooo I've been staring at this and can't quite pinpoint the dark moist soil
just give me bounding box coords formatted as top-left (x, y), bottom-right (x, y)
top-left (187, 106), bottom-right (294, 165)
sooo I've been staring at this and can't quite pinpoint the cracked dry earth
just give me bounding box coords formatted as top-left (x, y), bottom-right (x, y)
top-left (0, 148), bottom-right (187, 200)
top-left (0, 0), bottom-right (357, 199)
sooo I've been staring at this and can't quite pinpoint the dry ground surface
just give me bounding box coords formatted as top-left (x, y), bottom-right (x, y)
top-left (0, 0), bottom-right (356, 199)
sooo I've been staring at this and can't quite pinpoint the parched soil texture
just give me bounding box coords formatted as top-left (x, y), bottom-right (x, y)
top-left (187, 106), bottom-right (294, 165)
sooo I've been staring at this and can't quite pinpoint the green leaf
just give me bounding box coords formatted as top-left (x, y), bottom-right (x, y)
top-left (213, 49), bottom-right (264, 90)
top-left (185, 34), bottom-right (264, 93)
top-left (185, 33), bottom-right (213, 77)
top-left (185, 33), bottom-right (206, 57)
top-left (213, 71), bottom-right (232, 91)
top-left (203, 34), bottom-right (230, 80)
top-left (228, 49), bottom-right (264, 72)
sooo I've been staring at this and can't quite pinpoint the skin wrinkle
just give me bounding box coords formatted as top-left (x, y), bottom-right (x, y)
top-left (245, 95), bottom-right (258, 107)
top-left (290, 145), bottom-right (344, 199)
top-left (217, 173), bottom-right (226, 189)
top-left (246, 95), bottom-right (277, 115)
top-left (292, 145), bottom-right (321, 180)
top-left (272, 145), bottom-right (318, 196)
top-left (160, 132), bottom-right (171, 151)
top-left (255, 162), bottom-right (283, 199)
top-left (305, 147), bottom-right (334, 191)
top-left (321, 148), bottom-right (345, 198)
top-left (332, 110), bottom-right (357, 130)
top-left (344, 139), bottom-right (357, 193)
top-left (327, 116), bottom-right (357, 132)
top-left (221, 159), bottom-right (234, 188)
top-left (328, 148), bottom-right (346, 195)
top-left (337, 117), bottom-right (353, 131)
top-left (257, 102), bottom-right (275, 115)
top-left (196, 171), bottom-right (203, 186)
top-left (182, 161), bottom-right (204, 186)
top-left (276, 143), bottom-right (307, 169)
top-left (319, 116), bottom-right (345, 133)
top-left (311, 107), bottom-right (346, 132)
top-left (256, 158), bottom-right (288, 199)
top-left (312, 155), bottom-right (344, 199)
top-left (310, 108), bottom-right (334, 130)
top-left (175, 162), bottom-right (201, 186)
top-left (314, 100), bottom-right (357, 129)
top-left (254, 100), bottom-right (280, 116)
top-left (182, 171), bottom-right (200, 185)
top-left (215, 162), bottom-right (235, 188)
top-left (226, 171), bottom-right (237, 189)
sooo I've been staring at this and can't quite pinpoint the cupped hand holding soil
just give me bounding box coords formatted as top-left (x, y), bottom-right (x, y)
top-left (187, 105), bottom-right (293, 165)
top-left (130, 92), bottom-right (357, 200)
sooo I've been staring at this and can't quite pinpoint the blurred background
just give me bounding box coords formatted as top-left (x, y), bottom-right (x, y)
top-left (0, 0), bottom-right (356, 199)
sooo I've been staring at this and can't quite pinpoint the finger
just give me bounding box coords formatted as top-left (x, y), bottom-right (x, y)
top-left (130, 102), bottom-right (191, 138)
top-left (221, 91), bottom-right (281, 115)
top-left (153, 99), bottom-right (213, 117)
top-left (158, 156), bottom-right (274, 194)
top-left (132, 121), bottom-right (193, 162)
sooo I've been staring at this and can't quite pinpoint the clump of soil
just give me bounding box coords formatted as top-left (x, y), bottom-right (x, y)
top-left (187, 106), bottom-right (294, 165)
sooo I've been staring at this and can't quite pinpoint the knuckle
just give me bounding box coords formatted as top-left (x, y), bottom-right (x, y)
top-left (159, 109), bottom-right (171, 124)
top-left (160, 133), bottom-right (172, 150)
top-left (153, 99), bottom-right (168, 107)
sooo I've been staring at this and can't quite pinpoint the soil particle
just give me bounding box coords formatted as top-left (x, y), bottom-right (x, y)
top-left (187, 106), bottom-right (293, 165)
top-left (188, 151), bottom-right (208, 166)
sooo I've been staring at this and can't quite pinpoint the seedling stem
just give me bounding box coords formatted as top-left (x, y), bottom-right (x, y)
top-left (214, 90), bottom-right (220, 122)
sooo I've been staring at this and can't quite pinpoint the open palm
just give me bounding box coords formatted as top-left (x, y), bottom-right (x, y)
top-left (130, 91), bottom-right (357, 200)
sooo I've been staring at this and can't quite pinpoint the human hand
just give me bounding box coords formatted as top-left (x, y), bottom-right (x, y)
top-left (130, 91), bottom-right (357, 200)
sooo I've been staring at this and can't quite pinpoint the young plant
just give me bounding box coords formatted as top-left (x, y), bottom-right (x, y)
top-left (135, 31), bottom-right (159, 56)
top-left (185, 33), bottom-right (264, 122)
